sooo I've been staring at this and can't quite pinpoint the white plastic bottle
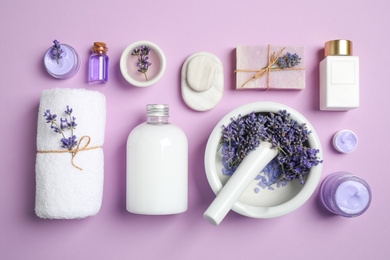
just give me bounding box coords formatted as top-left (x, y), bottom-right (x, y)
top-left (126, 104), bottom-right (188, 215)
top-left (320, 40), bottom-right (359, 111)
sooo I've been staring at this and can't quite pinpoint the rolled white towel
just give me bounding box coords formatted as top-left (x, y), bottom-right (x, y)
top-left (35, 88), bottom-right (106, 219)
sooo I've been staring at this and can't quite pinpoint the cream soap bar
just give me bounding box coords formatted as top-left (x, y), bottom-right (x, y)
top-left (236, 45), bottom-right (305, 90)
top-left (181, 52), bottom-right (224, 111)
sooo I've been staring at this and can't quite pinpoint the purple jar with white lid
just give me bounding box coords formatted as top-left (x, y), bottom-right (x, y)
top-left (320, 172), bottom-right (371, 217)
top-left (43, 40), bottom-right (81, 79)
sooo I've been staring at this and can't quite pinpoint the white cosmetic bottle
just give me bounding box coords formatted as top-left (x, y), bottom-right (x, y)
top-left (126, 104), bottom-right (188, 215)
top-left (320, 40), bottom-right (359, 111)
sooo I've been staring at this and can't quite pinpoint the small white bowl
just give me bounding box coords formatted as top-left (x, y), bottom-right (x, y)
top-left (120, 41), bottom-right (166, 87)
top-left (204, 102), bottom-right (323, 219)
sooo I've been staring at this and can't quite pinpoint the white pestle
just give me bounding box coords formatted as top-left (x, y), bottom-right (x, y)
top-left (203, 141), bottom-right (278, 225)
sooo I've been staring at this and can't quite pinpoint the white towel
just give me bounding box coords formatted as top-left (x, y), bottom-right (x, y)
top-left (35, 88), bottom-right (106, 219)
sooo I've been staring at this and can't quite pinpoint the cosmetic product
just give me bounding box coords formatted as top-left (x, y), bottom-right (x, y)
top-left (43, 41), bottom-right (81, 79)
top-left (126, 104), bottom-right (188, 215)
top-left (120, 41), bottom-right (166, 87)
top-left (89, 42), bottom-right (109, 84)
top-left (320, 172), bottom-right (371, 217)
top-left (235, 44), bottom-right (305, 90)
top-left (320, 40), bottom-right (359, 110)
top-left (181, 52), bottom-right (224, 111)
top-left (333, 130), bottom-right (358, 153)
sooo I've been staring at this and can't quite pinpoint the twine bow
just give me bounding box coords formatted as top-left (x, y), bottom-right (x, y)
top-left (37, 136), bottom-right (102, 171)
top-left (234, 44), bottom-right (306, 90)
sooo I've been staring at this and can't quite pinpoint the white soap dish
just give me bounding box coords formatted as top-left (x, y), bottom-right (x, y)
top-left (181, 52), bottom-right (224, 111)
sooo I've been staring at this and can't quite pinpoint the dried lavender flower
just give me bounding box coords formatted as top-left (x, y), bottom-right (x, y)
top-left (60, 118), bottom-right (68, 131)
top-left (141, 45), bottom-right (151, 55)
top-left (43, 110), bottom-right (57, 124)
top-left (276, 52), bottom-right (301, 69)
top-left (43, 106), bottom-right (78, 151)
top-left (132, 46), bottom-right (152, 81)
top-left (219, 110), bottom-right (322, 191)
top-left (65, 105), bottom-right (73, 115)
top-left (61, 135), bottom-right (78, 150)
top-left (67, 116), bottom-right (77, 129)
top-left (276, 57), bottom-right (288, 69)
top-left (131, 48), bottom-right (140, 56)
top-left (51, 125), bottom-right (61, 133)
top-left (50, 40), bottom-right (64, 64)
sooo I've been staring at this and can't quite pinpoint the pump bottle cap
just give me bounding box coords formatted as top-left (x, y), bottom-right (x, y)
top-left (324, 40), bottom-right (353, 57)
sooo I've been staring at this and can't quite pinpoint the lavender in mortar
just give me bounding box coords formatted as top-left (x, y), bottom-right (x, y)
top-left (219, 110), bottom-right (322, 192)
top-left (131, 45), bottom-right (152, 81)
top-left (49, 40), bottom-right (64, 64)
top-left (43, 105), bottom-right (78, 151)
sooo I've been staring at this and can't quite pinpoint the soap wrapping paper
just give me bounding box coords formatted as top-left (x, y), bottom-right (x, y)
top-left (236, 44), bottom-right (305, 90)
top-left (35, 88), bottom-right (106, 219)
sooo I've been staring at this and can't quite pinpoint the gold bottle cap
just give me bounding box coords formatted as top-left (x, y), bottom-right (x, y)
top-left (92, 42), bottom-right (108, 54)
top-left (324, 40), bottom-right (353, 57)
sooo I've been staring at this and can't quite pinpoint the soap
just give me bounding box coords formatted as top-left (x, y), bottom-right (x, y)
top-left (187, 55), bottom-right (215, 92)
top-left (236, 45), bottom-right (305, 90)
top-left (181, 52), bottom-right (224, 111)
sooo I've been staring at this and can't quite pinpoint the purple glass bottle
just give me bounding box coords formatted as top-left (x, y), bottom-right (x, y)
top-left (89, 42), bottom-right (109, 84)
top-left (320, 172), bottom-right (371, 217)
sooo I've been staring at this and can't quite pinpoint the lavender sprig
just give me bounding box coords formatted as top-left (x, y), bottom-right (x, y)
top-left (65, 105), bottom-right (72, 115)
top-left (43, 106), bottom-right (78, 151)
top-left (219, 110), bottom-right (322, 191)
top-left (49, 40), bottom-right (64, 64)
top-left (43, 110), bottom-right (57, 124)
top-left (275, 52), bottom-right (301, 69)
top-left (61, 135), bottom-right (78, 150)
top-left (131, 45), bottom-right (152, 81)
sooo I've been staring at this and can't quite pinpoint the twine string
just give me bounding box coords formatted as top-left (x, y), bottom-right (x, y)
top-left (234, 44), bottom-right (306, 90)
top-left (37, 135), bottom-right (102, 171)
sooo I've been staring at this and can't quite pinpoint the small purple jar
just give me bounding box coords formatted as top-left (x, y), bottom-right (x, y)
top-left (333, 130), bottom-right (358, 153)
top-left (320, 172), bottom-right (371, 217)
top-left (44, 41), bottom-right (81, 79)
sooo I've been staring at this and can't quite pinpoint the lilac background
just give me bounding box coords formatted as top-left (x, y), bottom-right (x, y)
top-left (1, 0), bottom-right (389, 259)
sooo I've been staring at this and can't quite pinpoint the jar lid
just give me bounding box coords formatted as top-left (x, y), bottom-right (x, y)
top-left (324, 40), bottom-right (353, 57)
top-left (92, 42), bottom-right (108, 54)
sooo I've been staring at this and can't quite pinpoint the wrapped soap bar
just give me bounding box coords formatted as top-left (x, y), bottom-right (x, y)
top-left (235, 44), bottom-right (305, 90)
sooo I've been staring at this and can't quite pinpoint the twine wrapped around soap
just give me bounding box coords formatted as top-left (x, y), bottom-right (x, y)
top-left (37, 136), bottom-right (102, 170)
top-left (234, 44), bottom-right (306, 90)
